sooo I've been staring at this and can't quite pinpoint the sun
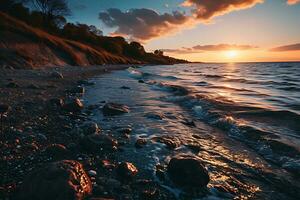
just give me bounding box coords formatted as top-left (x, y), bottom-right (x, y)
top-left (226, 50), bottom-right (238, 59)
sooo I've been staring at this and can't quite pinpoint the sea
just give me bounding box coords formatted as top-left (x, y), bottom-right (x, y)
top-left (83, 62), bottom-right (300, 199)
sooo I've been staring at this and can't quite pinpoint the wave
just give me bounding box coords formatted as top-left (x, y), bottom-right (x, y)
top-left (154, 82), bottom-right (190, 96)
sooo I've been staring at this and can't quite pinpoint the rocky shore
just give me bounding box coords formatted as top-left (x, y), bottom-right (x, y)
top-left (0, 65), bottom-right (211, 200)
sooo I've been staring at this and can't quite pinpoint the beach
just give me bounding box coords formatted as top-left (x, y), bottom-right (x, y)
top-left (1, 63), bottom-right (300, 200)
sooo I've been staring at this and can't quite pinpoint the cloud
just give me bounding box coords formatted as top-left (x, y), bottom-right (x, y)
top-left (163, 44), bottom-right (257, 54)
top-left (287, 0), bottom-right (300, 5)
top-left (98, 0), bottom-right (297, 41)
top-left (181, 0), bottom-right (264, 21)
top-left (98, 8), bottom-right (192, 41)
top-left (270, 43), bottom-right (300, 51)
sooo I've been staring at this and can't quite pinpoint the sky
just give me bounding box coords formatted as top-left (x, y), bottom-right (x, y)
top-left (67, 0), bottom-right (300, 62)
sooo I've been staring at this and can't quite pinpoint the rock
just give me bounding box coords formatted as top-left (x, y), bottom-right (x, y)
top-left (51, 71), bottom-right (64, 79)
top-left (116, 128), bottom-right (132, 135)
top-left (81, 122), bottom-right (101, 135)
top-left (80, 134), bottom-right (118, 152)
top-left (182, 119), bottom-right (196, 127)
top-left (116, 162), bottom-right (138, 181)
top-left (155, 165), bottom-right (165, 181)
top-left (27, 84), bottom-right (40, 89)
top-left (144, 112), bottom-right (164, 120)
top-left (6, 82), bottom-right (19, 88)
top-left (63, 98), bottom-right (84, 112)
top-left (77, 80), bottom-right (94, 86)
top-left (44, 144), bottom-right (71, 160)
top-left (49, 98), bottom-right (64, 107)
top-left (140, 188), bottom-right (159, 200)
top-left (138, 80), bottom-right (145, 83)
top-left (102, 103), bottom-right (129, 116)
top-left (120, 86), bottom-right (131, 90)
top-left (69, 86), bottom-right (85, 94)
top-left (152, 137), bottom-right (181, 149)
top-left (88, 170), bottom-right (97, 176)
top-left (167, 157), bottom-right (209, 188)
top-left (135, 138), bottom-right (147, 148)
top-left (0, 104), bottom-right (10, 114)
top-left (18, 160), bottom-right (92, 200)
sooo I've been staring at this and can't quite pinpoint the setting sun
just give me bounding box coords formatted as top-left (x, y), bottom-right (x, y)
top-left (226, 50), bottom-right (238, 59)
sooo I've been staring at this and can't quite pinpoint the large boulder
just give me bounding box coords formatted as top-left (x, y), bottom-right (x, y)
top-left (116, 162), bottom-right (138, 181)
top-left (18, 160), bottom-right (92, 200)
top-left (44, 144), bottom-right (71, 161)
top-left (63, 98), bottom-right (84, 112)
top-left (80, 122), bottom-right (101, 135)
top-left (167, 157), bottom-right (209, 188)
top-left (80, 134), bottom-right (118, 152)
top-left (102, 103), bottom-right (129, 116)
top-left (0, 104), bottom-right (10, 114)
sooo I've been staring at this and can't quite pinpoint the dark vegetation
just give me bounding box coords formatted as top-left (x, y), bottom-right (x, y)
top-left (0, 0), bottom-right (188, 68)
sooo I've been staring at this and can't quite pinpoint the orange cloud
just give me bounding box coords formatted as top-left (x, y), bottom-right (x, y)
top-left (98, 1), bottom-right (298, 41)
top-left (270, 43), bottom-right (300, 51)
top-left (182, 0), bottom-right (264, 21)
top-left (287, 0), bottom-right (300, 5)
top-left (163, 43), bottom-right (257, 54)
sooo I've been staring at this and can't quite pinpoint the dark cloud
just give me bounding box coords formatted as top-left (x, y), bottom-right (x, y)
top-left (98, 0), bottom-right (297, 41)
top-left (163, 44), bottom-right (257, 54)
top-left (98, 8), bottom-right (191, 41)
top-left (270, 43), bottom-right (300, 51)
top-left (182, 0), bottom-right (264, 21)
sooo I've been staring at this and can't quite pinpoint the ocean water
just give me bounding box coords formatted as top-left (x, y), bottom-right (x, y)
top-left (84, 63), bottom-right (300, 199)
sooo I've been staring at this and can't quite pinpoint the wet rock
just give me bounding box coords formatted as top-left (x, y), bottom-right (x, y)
top-left (44, 144), bottom-right (71, 160)
top-left (182, 119), bottom-right (196, 127)
top-left (135, 138), bottom-right (147, 148)
top-left (6, 82), bottom-right (19, 88)
top-left (63, 98), bottom-right (84, 112)
top-left (88, 170), bottom-right (97, 177)
top-left (164, 84), bottom-right (189, 96)
top-left (49, 98), bottom-right (64, 107)
top-left (120, 86), bottom-right (131, 90)
top-left (80, 134), bottom-right (118, 152)
top-left (102, 103), bottom-right (129, 116)
top-left (51, 71), bottom-right (64, 79)
top-left (138, 80), bottom-right (145, 83)
top-left (0, 104), bottom-right (10, 114)
top-left (117, 127), bottom-right (132, 135)
top-left (116, 162), bottom-right (138, 181)
top-left (155, 165), bottom-right (166, 181)
top-left (81, 122), bottom-right (101, 135)
top-left (185, 144), bottom-right (203, 153)
top-left (167, 157), bottom-right (209, 188)
top-left (18, 160), bottom-right (92, 200)
top-left (77, 80), bottom-right (94, 86)
top-left (144, 112), bottom-right (164, 120)
top-left (140, 188), bottom-right (159, 200)
top-left (153, 137), bottom-right (181, 149)
top-left (69, 86), bottom-right (85, 94)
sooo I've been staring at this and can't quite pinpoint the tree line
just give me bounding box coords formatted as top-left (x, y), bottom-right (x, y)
top-left (0, 0), bottom-right (166, 60)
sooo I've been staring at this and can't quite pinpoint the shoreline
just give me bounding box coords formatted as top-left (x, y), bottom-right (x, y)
top-left (0, 64), bottom-right (154, 199)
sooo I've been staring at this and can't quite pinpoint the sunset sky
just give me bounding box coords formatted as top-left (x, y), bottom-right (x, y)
top-left (68, 0), bottom-right (300, 62)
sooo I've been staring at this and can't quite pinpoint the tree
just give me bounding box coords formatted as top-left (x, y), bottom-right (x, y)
top-left (88, 25), bottom-right (103, 36)
top-left (30, 0), bottom-right (70, 21)
top-left (154, 49), bottom-right (164, 56)
top-left (124, 42), bottom-right (146, 58)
